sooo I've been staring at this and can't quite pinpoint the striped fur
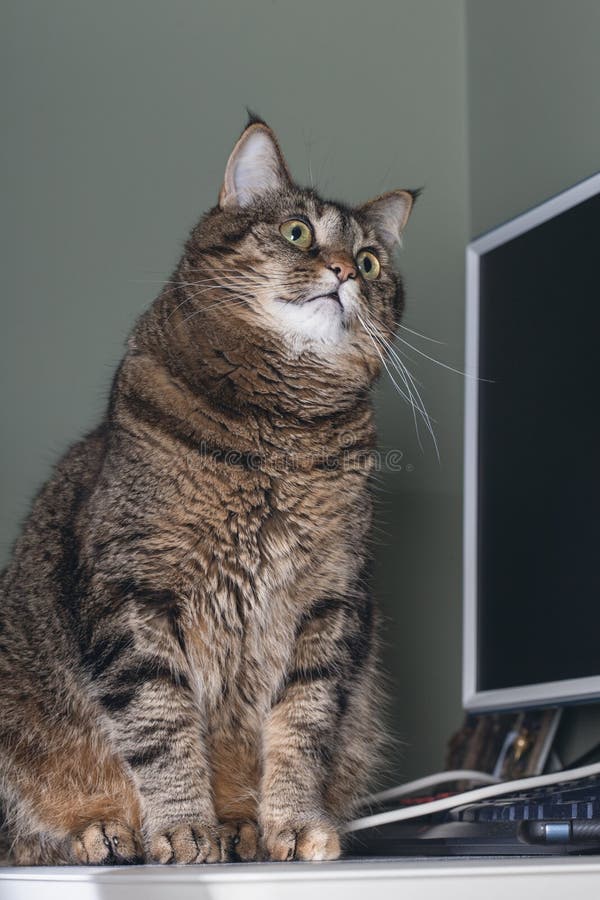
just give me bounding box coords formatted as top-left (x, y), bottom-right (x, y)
top-left (0, 118), bottom-right (414, 864)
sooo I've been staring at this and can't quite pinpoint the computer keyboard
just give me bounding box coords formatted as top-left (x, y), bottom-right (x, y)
top-left (346, 774), bottom-right (600, 858)
top-left (450, 774), bottom-right (600, 824)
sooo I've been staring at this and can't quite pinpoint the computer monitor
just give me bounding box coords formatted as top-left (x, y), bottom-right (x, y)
top-left (463, 172), bottom-right (600, 713)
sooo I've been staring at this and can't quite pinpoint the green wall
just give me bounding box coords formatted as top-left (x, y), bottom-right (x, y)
top-left (1, 0), bottom-right (470, 783)
top-left (466, 0), bottom-right (600, 236)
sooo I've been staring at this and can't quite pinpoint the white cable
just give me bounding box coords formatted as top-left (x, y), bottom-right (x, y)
top-left (364, 769), bottom-right (501, 806)
top-left (343, 760), bottom-right (600, 833)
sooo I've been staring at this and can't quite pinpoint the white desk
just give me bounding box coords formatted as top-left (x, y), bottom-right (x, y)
top-left (1, 858), bottom-right (600, 899)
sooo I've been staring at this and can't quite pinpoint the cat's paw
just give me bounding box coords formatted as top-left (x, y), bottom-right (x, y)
top-left (219, 820), bottom-right (260, 861)
top-left (71, 821), bottom-right (144, 865)
top-left (148, 822), bottom-right (221, 864)
top-left (263, 821), bottom-right (341, 861)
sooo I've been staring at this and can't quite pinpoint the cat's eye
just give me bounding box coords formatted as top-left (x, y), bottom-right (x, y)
top-left (356, 249), bottom-right (381, 280)
top-left (280, 219), bottom-right (313, 250)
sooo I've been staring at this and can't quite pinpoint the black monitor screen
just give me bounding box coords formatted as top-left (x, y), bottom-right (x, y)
top-left (476, 191), bottom-right (600, 693)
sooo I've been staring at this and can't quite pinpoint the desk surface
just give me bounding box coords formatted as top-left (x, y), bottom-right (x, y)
top-left (2, 857), bottom-right (600, 899)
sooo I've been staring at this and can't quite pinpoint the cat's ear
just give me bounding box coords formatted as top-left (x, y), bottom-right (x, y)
top-left (219, 119), bottom-right (292, 209)
top-left (358, 189), bottom-right (418, 247)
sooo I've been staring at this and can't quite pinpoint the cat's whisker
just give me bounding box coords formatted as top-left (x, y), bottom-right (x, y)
top-left (137, 272), bottom-right (263, 289)
top-left (398, 322), bottom-right (446, 344)
top-left (394, 332), bottom-right (486, 381)
top-left (391, 355), bottom-right (439, 459)
top-left (201, 292), bottom-right (256, 311)
top-left (175, 269), bottom-right (267, 285)
top-left (378, 312), bottom-right (446, 347)
top-left (358, 312), bottom-right (439, 459)
top-left (188, 271), bottom-right (264, 286)
top-left (206, 255), bottom-right (293, 280)
top-left (143, 275), bottom-right (262, 312)
top-left (356, 312), bottom-right (425, 450)
top-left (165, 279), bottom-right (255, 297)
top-left (164, 291), bottom-right (197, 321)
top-left (372, 336), bottom-right (426, 455)
top-left (176, 295), bottom-right (251, 328)
top-left (305, 137), bottom-right (315, 188)
top-left (131, 279), bottom-right (185, 285)
top-left (176, 303), bottom-right (243, 330)
top-left (185, 265), bottom-right (269, 280)
top-left (192, 288), bottom-right (257, 311)
top-left (164, 283), bottom-right (239, 322)
top-left (367, 327), bottom-right (427, 389)
top-left (201, 255), bottom-right (278, 279)
top-left (364, 314), bottom-right (434, 416)
top-left (164, 276), bottom-right (264, 321)
top-left (364, 312), bottom-right (439, 453)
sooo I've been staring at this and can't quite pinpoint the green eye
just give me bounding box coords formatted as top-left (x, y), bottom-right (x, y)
top-left (356, 249), bottom-right (381, 280)
top-left (280, 219), bottom-right (313, 250)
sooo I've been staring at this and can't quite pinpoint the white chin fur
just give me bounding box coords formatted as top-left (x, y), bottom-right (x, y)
top-left (266, 284), bottom-right (359, 353)
top-left (274, 296), bottom-right (344, 345)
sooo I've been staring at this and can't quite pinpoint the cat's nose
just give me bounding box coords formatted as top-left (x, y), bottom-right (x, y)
top-left (327, 257), bottom-right (357, 283)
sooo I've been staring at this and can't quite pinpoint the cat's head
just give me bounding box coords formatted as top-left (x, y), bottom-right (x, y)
top-left (176, 116), bottom-right (416, 388)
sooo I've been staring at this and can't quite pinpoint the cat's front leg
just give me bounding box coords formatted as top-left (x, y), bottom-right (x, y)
top-left (260, 593), bottom-right (375, 861)
top-left (260, 674), bottom-right (342, 861)
top-left (89, 605), bottom-right (221, 864)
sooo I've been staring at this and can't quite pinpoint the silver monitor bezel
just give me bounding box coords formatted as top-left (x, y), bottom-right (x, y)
top-left (463, 171), bottom-right (600, 713)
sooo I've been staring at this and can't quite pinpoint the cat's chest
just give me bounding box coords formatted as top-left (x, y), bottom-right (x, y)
top-left (176, 460), bottom-right (369, 710)
top-left (174, 458), bottom-right (368, 585)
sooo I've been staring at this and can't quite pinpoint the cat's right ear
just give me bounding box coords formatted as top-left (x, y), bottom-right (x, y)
top-left (219, 120), bottom-right (292, 209)
top-left (358, 189), bottom-right (418, 247)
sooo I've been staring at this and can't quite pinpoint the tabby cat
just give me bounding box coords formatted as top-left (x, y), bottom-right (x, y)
top-left (0, 116), bottom-right (415, 865)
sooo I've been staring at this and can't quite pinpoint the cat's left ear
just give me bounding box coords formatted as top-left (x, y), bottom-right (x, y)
top-left (219, 120), bottom-right (292, 209)
top-left (358, 190), bottom-right (417, 247)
